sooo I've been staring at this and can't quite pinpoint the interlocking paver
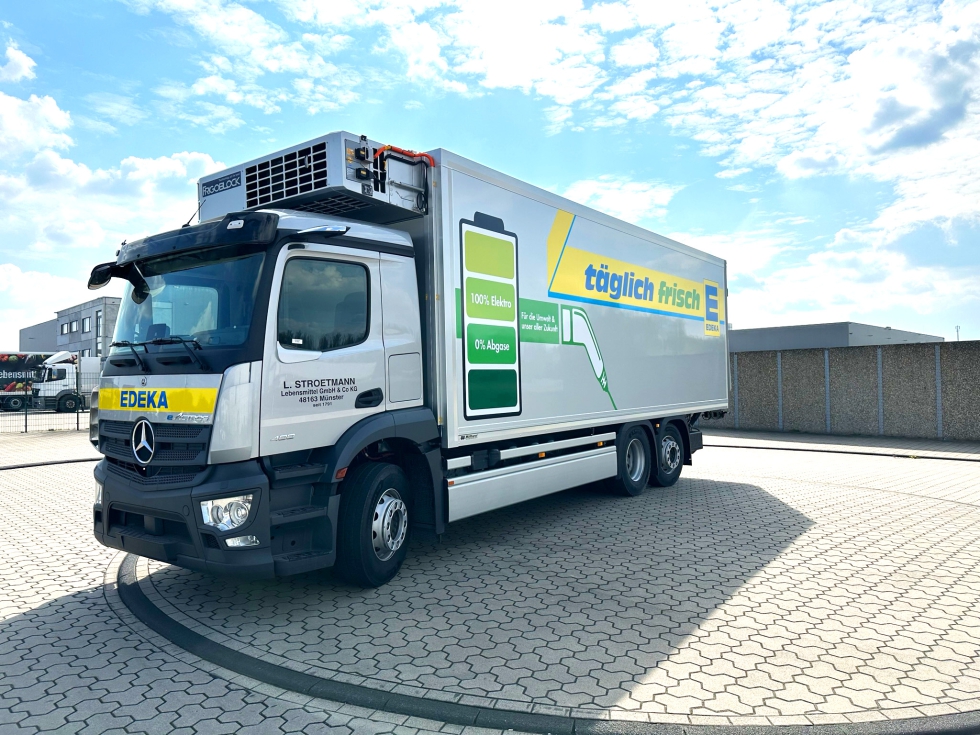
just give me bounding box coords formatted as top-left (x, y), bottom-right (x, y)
top-left (0, 446), bottom-right (456, 735)
top-left (131, 440), bottom-right (980, 725)
top-left (4, 430), bottom-right (980, 728)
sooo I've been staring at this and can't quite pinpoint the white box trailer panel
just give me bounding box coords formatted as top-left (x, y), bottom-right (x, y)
top-left (428, 153), bottom-right (729, 449)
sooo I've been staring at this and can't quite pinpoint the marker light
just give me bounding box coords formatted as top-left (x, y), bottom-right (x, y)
top-left (200, 495), bottom-right (253, 532)
top-left (226, 535), bottom-right (260, 548)
top-left (94, 479), bottom-right (103, 507)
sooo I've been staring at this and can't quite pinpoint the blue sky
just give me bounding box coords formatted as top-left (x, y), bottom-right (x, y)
top-left (1, 0), bottom-right (978, 350)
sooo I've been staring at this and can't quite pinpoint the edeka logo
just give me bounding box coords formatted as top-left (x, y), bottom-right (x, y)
top-left (120, 390), bottom-right (168, 409)
top-left (545, 210), bottom-right (725, 333)
top-left (98, 387), bottom-right (218, 414)
top-left (703, 280), bottom-right (721, 337)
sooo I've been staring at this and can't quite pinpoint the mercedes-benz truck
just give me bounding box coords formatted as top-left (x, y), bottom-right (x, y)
top-left (89, 132), bottom-right (729, 587)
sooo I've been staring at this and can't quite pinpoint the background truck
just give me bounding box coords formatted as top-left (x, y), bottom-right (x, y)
top-left (33, 352), bottom-right (101, 412)
top-left (0, 353), bottom-right (51, 411)
top-left (87, 131), bottom-right (729, 587)
top-left (0, 351), bottom-right (99, 412)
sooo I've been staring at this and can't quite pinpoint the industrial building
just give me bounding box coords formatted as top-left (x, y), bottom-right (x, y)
top-left (19, 297), bottom-right (121, 356)
top-left (728, 322), bottom-right (943, 353)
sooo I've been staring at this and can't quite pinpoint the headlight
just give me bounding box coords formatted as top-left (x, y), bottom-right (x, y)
top-left (200, 494), bottom-right (253, 532)
top-left (94, 479), bottom-right (103, 506)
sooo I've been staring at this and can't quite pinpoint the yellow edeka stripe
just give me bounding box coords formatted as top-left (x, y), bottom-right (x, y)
top-left (551, 246), bottom-right (712, 320)
top-left (546, 209), bottom-right (576, 288)
top-left (99, 387), bottom-right (218, 413)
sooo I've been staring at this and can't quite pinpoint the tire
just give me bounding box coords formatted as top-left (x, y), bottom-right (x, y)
top-left (5, 396), bottom-right (24, 412)
top-left (651, 424), bottom-right (684, 488)
top-left (608, 425), bottom-right (652, 496)
top-left (58, 395), bottom-right (79, 413)
top-left (335, 462), bottom-right (412, 588)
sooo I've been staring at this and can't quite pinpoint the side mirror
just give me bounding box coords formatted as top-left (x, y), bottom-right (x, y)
top-left (88, 263), bottom-right (114, 290)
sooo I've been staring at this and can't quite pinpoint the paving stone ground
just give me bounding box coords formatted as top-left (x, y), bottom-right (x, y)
top-left (0, 458), bottom-right (481, 735)
top-left (2, 431), bottom-right (980, 731)
top-left (138, 440), bottom-right (980, 727)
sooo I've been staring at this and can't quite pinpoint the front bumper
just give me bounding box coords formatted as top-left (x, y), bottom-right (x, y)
top-left (93, 458), bottom-right (339, 578)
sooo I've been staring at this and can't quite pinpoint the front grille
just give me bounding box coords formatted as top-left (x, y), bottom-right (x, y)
top-left (246, 141), bottom-right (327, 208)
top-left (154, 424), bottom-right (206, 440)
top-left (106, 458), bottom-right (204, 487)
top-left (104, 419), bottom-right (209, 440)
top-left (293, 193), bottom-right (371, 216)
top-left (101, 420), bottom-right (133, 436)
top-left (100, 419), bottom-right (210, 465)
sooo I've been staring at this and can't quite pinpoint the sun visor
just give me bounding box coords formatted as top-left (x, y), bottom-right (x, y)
top-left (117, 212), bottom-right (280, 265)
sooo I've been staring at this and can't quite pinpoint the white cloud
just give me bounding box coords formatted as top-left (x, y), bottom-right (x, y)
top-left (564, 175), bottom-right (681, 223)
top-left (86, 92), bottom-right (147, 125)
top-left (0, 264), bottom-right (110, 350)
top-left (670, 229), bottom-right (791, 282)
top-left (726, 245), bottom-right (979, 331)
top-left (610, 32), bottom-right (659, 67)
top-left (716, 168), bottom-right (750, 179)
top-left (0, 44), bottom-right (36, 83)
top-left (2, 147), bottom-right (222, 259)
top-left (0, 91), bottom-right (72, 157)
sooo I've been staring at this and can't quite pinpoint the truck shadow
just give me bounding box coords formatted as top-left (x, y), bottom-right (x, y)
top-left (144, 476), bottom-right (814, 710)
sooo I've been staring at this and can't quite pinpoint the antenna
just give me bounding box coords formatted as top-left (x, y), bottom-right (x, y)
top-left (182, 198), bottom-right (205, 228)
top-left (956, 325), bottom-right (960, 341)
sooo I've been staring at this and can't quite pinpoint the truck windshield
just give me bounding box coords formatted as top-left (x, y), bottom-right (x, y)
top-left (111, 250), bottom-right (265, 353)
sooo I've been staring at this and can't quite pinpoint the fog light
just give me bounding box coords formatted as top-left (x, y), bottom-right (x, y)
top-left (94, 479), bottom-right (103, 507)
top-left (226, 535), bottom-right (259, 548)
top-left (200, 494), bottom-right (253, 532)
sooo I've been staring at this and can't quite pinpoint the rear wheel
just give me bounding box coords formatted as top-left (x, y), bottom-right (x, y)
top-left (335, 462), bottom-right (411, 588)
top-left (58, 395), bottom-right (79, 413)
top-left (5, 396), bottom-right (24, 411)
top-left (608, 426), bottom-right (652, 496)
top-left (651, 424), bottom-right (684, 487)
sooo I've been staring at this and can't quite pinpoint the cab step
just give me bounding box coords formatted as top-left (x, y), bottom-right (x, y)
top-left (272, 549), bottom-right (335, 576)
top-left (270, 462), bottom-right (325, 484)
top-left (269, 505), bottom-right (328, 525)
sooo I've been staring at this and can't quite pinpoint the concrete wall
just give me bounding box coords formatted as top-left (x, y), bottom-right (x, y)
top-left (941, 341), bottom-right (980, 442)
top-left (703, 340), bottom-right (979, 442)
top-left (18, 319), bottom-right (59, 352)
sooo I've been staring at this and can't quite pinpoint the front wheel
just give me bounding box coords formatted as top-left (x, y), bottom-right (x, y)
top-left (335, 462), bottom-right (411, 588)
top-left (651, 424), bottom-right (684, 487)
top-left (58, 395), bottom-right (80, 413)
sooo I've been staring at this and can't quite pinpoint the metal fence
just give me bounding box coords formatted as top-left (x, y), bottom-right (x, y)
top-left (0, 372), bottom-right (100, 433)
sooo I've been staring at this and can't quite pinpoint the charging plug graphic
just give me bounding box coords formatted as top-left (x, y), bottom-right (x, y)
top-left (561, 305), bottom-right (616, 409)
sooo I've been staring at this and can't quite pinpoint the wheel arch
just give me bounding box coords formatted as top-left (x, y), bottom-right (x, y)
top-left (317, 407), bottom-right (445, 536)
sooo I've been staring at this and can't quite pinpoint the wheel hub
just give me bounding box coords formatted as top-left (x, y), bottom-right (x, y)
top-left (372, 488), bottom-right (407, 562)
top-left (661, 435), bottom-right (681, 473)
top-left (625, 437), bottom-right (646, 483)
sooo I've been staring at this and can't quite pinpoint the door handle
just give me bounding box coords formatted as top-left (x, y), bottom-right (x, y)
top-left (355, 388), bottom-right (384, 409)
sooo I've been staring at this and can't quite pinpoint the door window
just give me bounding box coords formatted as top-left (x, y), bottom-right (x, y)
top-left (277, 258), bottom-right (369, 352)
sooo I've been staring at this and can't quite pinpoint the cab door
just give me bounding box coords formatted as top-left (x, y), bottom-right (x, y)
top-left (260, 243), bottom-right (386, 456)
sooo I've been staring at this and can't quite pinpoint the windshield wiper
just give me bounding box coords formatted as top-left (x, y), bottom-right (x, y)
top-left (111, 341), bottom-right (150, 372)
top-left (147, 336), bottom-right (210, 371)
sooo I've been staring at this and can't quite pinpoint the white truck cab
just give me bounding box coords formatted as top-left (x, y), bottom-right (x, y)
top-left (89, 132), bottom-right (728, 587)
top-left (33, 352), bottom-right (99, 412)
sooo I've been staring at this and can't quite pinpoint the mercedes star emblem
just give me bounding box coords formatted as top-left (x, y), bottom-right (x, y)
top-left (132, 419), bottom-right (155, 465)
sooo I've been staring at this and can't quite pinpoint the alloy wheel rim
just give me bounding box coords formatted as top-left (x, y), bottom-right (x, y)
top-left (372, 488), bottom-right (407, 562)
top-left (661, 436), bottom-right (681, 473)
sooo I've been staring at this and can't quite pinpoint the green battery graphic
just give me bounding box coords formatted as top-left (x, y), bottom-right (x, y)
top-left (460, 213), bottom-right (521, 419)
